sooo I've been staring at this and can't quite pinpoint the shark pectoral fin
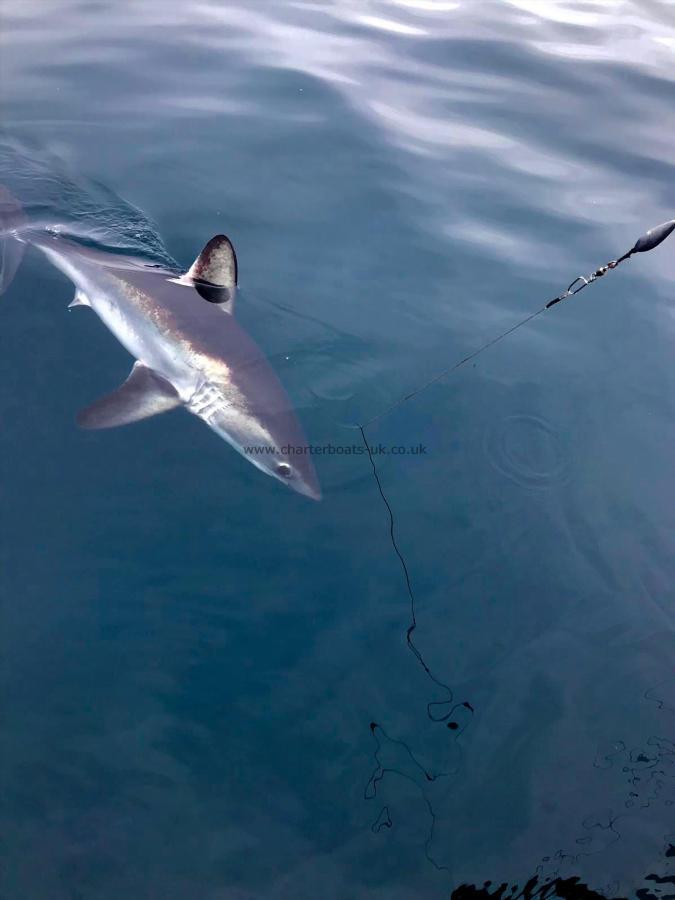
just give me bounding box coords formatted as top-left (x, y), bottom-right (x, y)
top-left (186, 234), bottom-right (237, 310)
top-left (77, 361), bottom-right (181, 430)
top-left (68, 289), bottom-right (90, 309)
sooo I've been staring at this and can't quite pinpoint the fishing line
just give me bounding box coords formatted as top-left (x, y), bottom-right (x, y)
top-left (359, 423), bottom-right (460, 720)
top-left (364, 721), bottom-right (451, 873)
top-left (361, 218), bottom-right (675, 430)
top-left (358, 219), bottom-right (675, 846)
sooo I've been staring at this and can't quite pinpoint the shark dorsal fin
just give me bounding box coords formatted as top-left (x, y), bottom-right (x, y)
top-left (77, 361), bottom-right (181, 430)
top-left (187, 234), bottom-right (237, 289)
top-left (186, 235), bottom-right (237, 307)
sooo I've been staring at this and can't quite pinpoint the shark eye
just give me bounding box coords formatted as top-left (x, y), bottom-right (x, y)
top-left (276, 462), bottom-right (292, 478)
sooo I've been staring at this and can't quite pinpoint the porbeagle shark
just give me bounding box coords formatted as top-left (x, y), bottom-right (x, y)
top-left (0, 188), bottom-right (321, 499)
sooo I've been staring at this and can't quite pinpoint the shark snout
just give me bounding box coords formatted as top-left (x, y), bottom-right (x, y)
top-left (196, 405), bottom-right (322, 500)
top-left (289, 469), bottom-right (322, 501)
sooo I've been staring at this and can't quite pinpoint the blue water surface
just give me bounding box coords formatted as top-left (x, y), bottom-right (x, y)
top-left (1, 1), bottom-right (674, 897)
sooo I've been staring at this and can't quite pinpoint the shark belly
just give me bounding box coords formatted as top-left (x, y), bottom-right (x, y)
top-left (88, 287), bottom-right (195, 397)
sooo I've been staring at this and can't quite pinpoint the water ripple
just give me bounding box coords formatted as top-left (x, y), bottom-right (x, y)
top-left (485, 413), bottom-right (572, 489)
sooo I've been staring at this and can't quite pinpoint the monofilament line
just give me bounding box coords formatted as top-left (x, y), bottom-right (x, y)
top-left (362, 216), bottom-right (675, 428)
top-left (357, 216), bottom-right (675, 721)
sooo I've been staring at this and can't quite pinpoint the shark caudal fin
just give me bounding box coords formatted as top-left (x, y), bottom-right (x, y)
top-left (186, 234), bottom-right (237, 306)
top-left (0, 186), bottom-right (27, 296)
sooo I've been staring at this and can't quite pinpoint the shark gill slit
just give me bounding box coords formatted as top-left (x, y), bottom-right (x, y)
top-left (189, 383), bottom-right (225, 422)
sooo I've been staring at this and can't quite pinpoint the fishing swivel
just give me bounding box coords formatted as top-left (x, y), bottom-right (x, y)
top-left (547, 258), bottom-right (620, 308)
top-left (545, 218), bottom-right (675, 310)
top-left (360, 217), bottom-right (675, 425)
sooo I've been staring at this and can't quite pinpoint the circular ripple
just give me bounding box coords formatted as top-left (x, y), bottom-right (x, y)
top-left (484, 414), bottom-right (571, 490)
top-left (309, 374), bottom-right (356, 404)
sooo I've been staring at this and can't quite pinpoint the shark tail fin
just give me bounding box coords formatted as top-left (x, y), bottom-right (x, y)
top-left (0, 186), bottom-right (27, 296)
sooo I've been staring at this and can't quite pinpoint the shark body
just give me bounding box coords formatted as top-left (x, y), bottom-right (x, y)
top-left (2, 204), bottom-right (320, 499)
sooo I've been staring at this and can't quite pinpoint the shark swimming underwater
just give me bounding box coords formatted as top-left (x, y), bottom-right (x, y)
top-left (0, 186), bottom-right (321, 500)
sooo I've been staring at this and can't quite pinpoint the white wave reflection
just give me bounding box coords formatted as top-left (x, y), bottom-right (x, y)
top-left (369, 102), bottom-right (513, 150)
top-left (192, 0), bottom-right (675, 160)
top-left (5, 0), bottom-right (675, 277)
top-left (506, 0), bottom-right (606, 27)
top-left (447, 220), bottom-right (562, 268)
top-left (356, 14), bottom-right (427, 35)
top-left (183, 0), bottom-right (675, 278)
top-left (390, 0), bottom-right (460, 10)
